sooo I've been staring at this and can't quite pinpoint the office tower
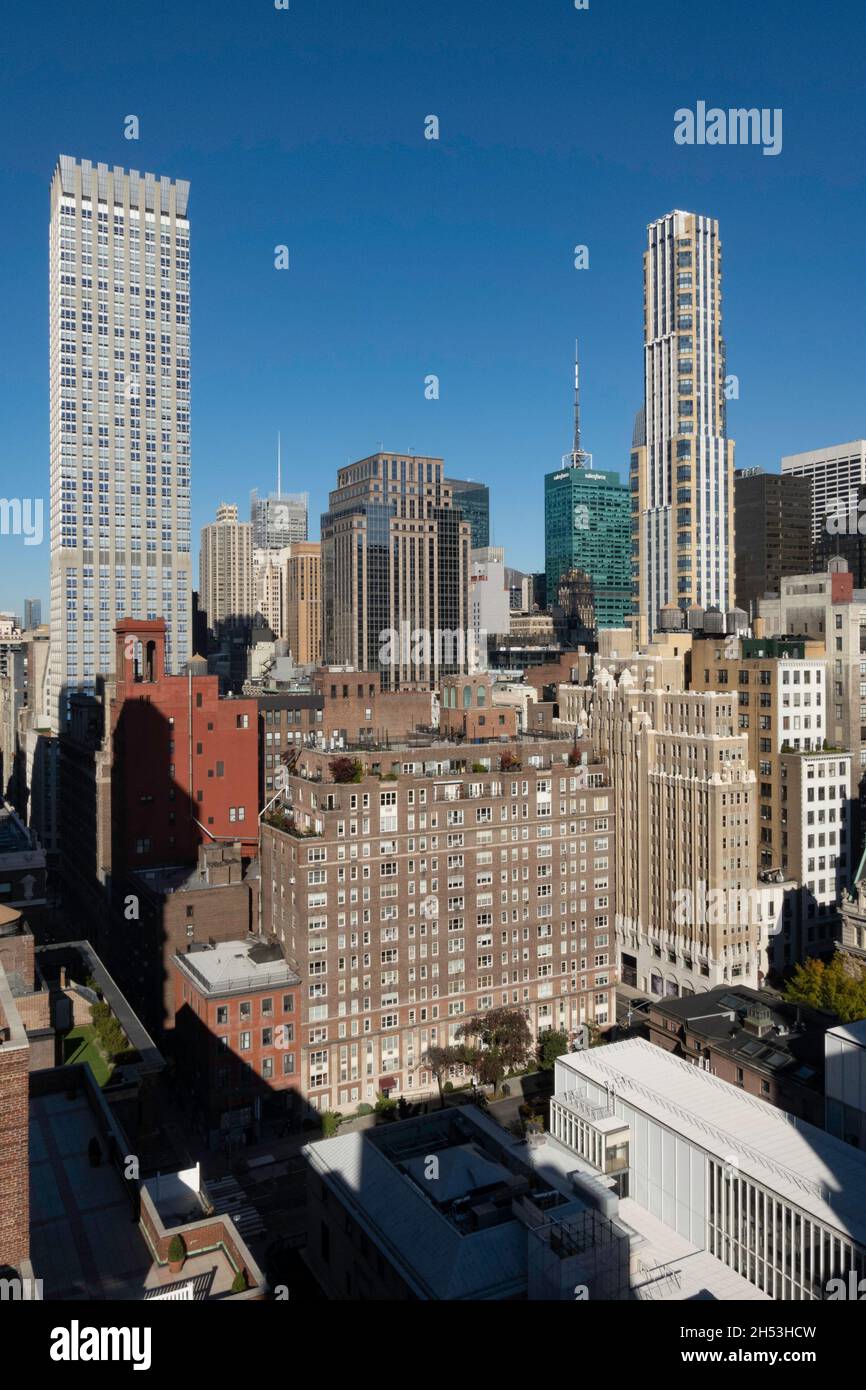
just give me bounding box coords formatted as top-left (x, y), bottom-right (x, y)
top-left (261, 724), bottom-right (616, 1110)
top-left (734, 468), bottom-right (812, 615)
top-left (23, 600), bottom-right (42, 631)
top-left (445, 478), bottom-right (490, 549)
top-left (545, 344), bottom-right (630, 628)
top-left (199, 503), bottom-right (254, 633)
top-left (632, 210), bottom-right (735, 633)
top-left (285, 542), bottom-right (322, 666)
top-left (48, 156), bottom-right (191, 731)
top-left (781, 439), bottom-right (866, 548)
top-left (320, 452), bottom-right (471, 689)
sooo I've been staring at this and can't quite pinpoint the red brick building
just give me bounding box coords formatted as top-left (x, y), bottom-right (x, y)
top-left (128, 841), bottom-right (258, 1035)
top-left (313, 669), bottom-right (435, 746)
top-left (440, 673), bottom-right (518, 741)
top-left (0, 963), bottom-right (29, 1269)
top-left (110, 619), bottom-right (259, 869)
top-left (172, 939), bottom-right (300, 1147)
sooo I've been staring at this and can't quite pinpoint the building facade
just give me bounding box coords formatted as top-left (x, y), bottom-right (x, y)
top-left (49, 156), bottom-right (192, 730)
top-left (690, 635), bottom-right (850, 971)
top-left (573, 670), bottom-right (760, 997)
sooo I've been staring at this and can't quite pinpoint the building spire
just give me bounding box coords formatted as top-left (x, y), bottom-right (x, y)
top-left (563, 339), bottom-right (590, 469)
top-left (277, 431), bottom-right (282, 497)
top-left (573, 338), bottom-right (581, 459)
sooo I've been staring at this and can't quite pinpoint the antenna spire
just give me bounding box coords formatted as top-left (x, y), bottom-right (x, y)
top-left (277, 432), bottom-right (282, 496)
top-left (573, 338), bottom-right (581, 459)
top-left (562, 339), bottom-right (591, 469)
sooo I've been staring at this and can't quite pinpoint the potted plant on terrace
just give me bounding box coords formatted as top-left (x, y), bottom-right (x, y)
top-left (168, 1234), bottom-right (187, 1275)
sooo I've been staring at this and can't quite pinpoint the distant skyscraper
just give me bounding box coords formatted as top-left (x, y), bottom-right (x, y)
top-left (469, 546), bottom-right (511, 643)
top-left (199, 504), bottom-right (254, 632)
top-left (545, 344), bottom-right (630, 628)
top-left (250, 436), bottom-right (308, 549)
top-left (446, 478), bottom-right (490, 549)
top-left (23, 599), bottom-right (42, 631)
top-left (632, 210), bottom-right (735, 633)
top-left (48, 156), bottom-right (192, 730)
top-left (781, 439), bottom-right (866, 548)
top-left (321, 453), bottom-right (471, 688)
top-left (734, 469), bottom-right (812, 615)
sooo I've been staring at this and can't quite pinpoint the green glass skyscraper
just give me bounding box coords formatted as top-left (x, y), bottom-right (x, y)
top-left (544, 345), bottom-right (631, 629)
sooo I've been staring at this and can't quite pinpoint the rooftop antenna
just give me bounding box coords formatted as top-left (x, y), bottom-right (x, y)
top-left (277, 432), bottom-right (282, 497)
top-left (563, 339), bottom-right (592, 470)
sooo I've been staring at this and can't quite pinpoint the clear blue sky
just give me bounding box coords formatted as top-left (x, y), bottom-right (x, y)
top-left (1, 0), bottom-right (865, 616)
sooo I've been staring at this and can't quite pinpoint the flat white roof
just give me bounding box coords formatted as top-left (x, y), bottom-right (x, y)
top-left (177, 941), bottom-right (295, 991)
top-left (559, 1039), bottom-right (866, 1245)
top-left (827, 1019), bottom-right (866, 1048)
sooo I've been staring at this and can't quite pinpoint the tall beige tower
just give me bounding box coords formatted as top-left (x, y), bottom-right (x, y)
top-left (632, 210), bottom-right (735, 633)
top-left (286, 542), bottom-right (322, 666)
top-left (586, 670), bottom-right (760, 995)
top-left (199, 503), bottom-right (254, 632)
top-left (49, 156), bottom-right (192, 729)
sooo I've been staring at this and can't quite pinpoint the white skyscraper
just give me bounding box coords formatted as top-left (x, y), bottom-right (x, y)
top-left (49, 156), bottom-right (191, 728)
top-left (631, 210), bottom-right (735, 633)
top-left (781, 439), bottom-right (866, 546)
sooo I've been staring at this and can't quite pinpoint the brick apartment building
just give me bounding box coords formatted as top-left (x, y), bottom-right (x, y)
top-left (110, 619), bottom-right (259, 865)
top-left (127, 842), bottom-right (258, 1035)
top-left (312, 669), bottom-right (435, 747)
top-left (259, 677), bottom-right (438, 806)
top-left (261, 733), bottom-right (616, 1111)
top-left (646, 985), bottom-right (832, 1126)
top-left (0, 962), bottom-right (29, 1270)
top-left (173, 938), bottom-right (300, 1147)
